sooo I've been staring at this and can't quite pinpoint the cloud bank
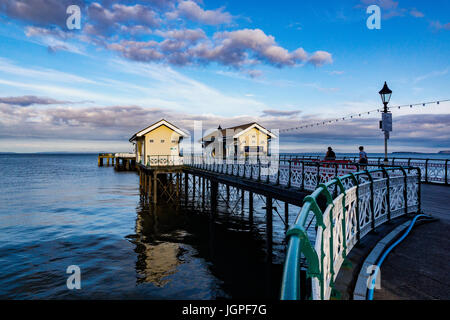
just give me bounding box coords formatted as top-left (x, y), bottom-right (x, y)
top-left (1, 101), bottom-right (448, 152)
top-left (0, 0), bottom-right (333, 75)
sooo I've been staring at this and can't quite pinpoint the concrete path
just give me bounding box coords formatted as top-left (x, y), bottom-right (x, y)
top-left (373, 184), bottom-right (450, 300)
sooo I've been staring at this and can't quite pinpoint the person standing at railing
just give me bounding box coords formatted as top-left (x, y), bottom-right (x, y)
top-left (324, 147), bottom-right (336, 161)
top-left (359, 146), bottom-right (368, 165)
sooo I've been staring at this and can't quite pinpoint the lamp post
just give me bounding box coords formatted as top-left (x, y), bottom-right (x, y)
top-left (379, 82), bottom-right (392, 165)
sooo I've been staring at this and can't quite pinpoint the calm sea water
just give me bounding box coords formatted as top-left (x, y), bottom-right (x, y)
top-left (0, 154), bottom-right (288, 299)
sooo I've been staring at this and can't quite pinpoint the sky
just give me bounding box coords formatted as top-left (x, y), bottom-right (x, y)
top-left (0, 0), bottom-right (449, 153)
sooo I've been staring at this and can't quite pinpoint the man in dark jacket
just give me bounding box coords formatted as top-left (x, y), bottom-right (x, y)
top-left (325, 147), bottom-right (336, 161)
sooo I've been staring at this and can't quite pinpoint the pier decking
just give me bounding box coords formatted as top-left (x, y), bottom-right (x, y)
top-left (372, 184), bottom-right (450, 299)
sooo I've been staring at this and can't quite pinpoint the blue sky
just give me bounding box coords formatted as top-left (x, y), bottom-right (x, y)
top-left (0, 0), bottom-right (449, 153)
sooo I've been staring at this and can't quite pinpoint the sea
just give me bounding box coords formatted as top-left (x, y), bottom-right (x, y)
top-left (0, 152), bottom-right (447, 299)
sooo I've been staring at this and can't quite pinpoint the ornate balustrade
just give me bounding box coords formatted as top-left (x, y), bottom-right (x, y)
top-left (280, 155), bottom-right (449, 185)
top-left (146, 155), bottom-right (184, 167)
top-left (182, 155), bottom-right (393, 192)
top-left (280, 166), bottom-right (421, 300)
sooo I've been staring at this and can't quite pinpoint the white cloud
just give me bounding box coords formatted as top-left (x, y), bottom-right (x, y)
top-left (166, 0), bottom-right (232, 25)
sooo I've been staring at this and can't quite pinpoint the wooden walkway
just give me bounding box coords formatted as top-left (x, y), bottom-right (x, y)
top-left (373, 184), bottom-right (450, 299)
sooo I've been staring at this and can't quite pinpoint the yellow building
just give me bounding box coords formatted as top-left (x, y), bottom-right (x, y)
top-left (201, 122), bottom-right (277, 159)
top-left (129, 119), bottom-right (189, 166)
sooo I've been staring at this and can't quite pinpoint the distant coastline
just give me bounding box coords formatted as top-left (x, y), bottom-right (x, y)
top-left (392, 152), bottom-right (424, 154)
top-left (439, 150), bottom-right (450, 155)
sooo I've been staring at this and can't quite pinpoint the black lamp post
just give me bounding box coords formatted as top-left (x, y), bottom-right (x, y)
top-left (379, 82), bottom-right (392, 165)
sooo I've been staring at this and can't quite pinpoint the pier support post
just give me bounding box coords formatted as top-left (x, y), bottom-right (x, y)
top-left (142, 171), bottom-right (146, 192)
top-left (148, 173), bottom-right (152, 201)
top-left (266, 196), bottom-right (273, 262)
top-left (202, 177), bottom-right (206, 209)
top-left (153, 172), bottom-right (157, 204)
top-left (184, 172), bottom-right (188, 207)
top-left (249, 192), bottom-right (254, 224)
top-left (241, 189), bottom-right (245, 215)
top-left (193, 175), bottom-right (196, 202)
top-left (284, 202), bottom-right (289, 230)
top-left (210, 180), bottom-right (218, 215)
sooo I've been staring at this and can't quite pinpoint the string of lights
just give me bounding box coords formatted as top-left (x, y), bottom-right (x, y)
top-left (279, 99), bottom-right (450, 133)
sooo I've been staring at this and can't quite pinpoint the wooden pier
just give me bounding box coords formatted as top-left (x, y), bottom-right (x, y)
top-left (98, 153), bottom-right (115, 167)
top-left (98, 153), bottom-right (136, 171)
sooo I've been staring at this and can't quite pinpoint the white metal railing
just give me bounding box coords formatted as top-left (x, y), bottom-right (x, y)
top-left (146, 155), bottom-right (184, 167)
top-left (280, 155), bottom-right (449, 185)
top-left (182, 155), bottom-right (393, 192)
top-left (281, 166), bottom-right (421, 300)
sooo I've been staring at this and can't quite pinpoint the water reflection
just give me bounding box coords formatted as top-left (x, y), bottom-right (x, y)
top-left (133, 203), bottom-right (187, 287)
top-left (131, 194), bottom-right (282, 299)
top-left (136, 242), bottom-right (182, 287)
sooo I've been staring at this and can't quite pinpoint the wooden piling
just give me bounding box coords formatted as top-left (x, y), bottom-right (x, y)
top-left (148, 174), bottom-right (152, 200)
top-left (153, 172), bottom-right (157, 204)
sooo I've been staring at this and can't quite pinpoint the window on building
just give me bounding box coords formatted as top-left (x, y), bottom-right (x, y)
top-left (171, 140), bottom-right (177, 143)
top-left (161, 139), bottom-right (165, 143)
top-left (149, 139), bottom-right (154, 143)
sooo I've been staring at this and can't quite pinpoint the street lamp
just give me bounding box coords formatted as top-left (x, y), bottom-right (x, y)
top-left (379, 82), bottom-right (393, 165)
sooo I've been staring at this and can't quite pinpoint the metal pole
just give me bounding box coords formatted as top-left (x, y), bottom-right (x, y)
top-left (266, 196), bottom-right (273, 262)
top-left (184, 172), bottom-right (188, 206)
top-left (210, 180), bottom-right (218, 215)
top-left (383, 102), bottom-right (389, 165)
top-left (284, 201), bottom-right (289, 231)
top-left (249, 192), bottom-right (254, 224)
top-left (241, 189), bottom-right (245, 215)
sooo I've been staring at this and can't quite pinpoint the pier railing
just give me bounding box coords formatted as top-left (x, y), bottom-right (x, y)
top-left (280, 166), bottom-right (421, 300)
top-left (182, 155), bottom-right (405, 192)
top-left (280, 155), bottom-right (449, 185)
top-left (146, 155), bottom-right (184, 167)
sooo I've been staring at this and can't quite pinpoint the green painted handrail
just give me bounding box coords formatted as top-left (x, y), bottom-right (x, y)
top-left (280, 166), bottom-right (421, 300)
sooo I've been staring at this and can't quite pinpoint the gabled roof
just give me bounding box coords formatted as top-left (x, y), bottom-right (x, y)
top-left (201, 122), bottom-right (277, 142)
top-left (233, 122), bottom-right (277, 139)
top-left (129, 119), bottom-right (189, 142)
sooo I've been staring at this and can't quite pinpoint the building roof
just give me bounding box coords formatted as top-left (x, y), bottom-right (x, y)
top-left (201, 122), bottom-right (277, 142)
top-left (129, 119), bottom-right (189, 142)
